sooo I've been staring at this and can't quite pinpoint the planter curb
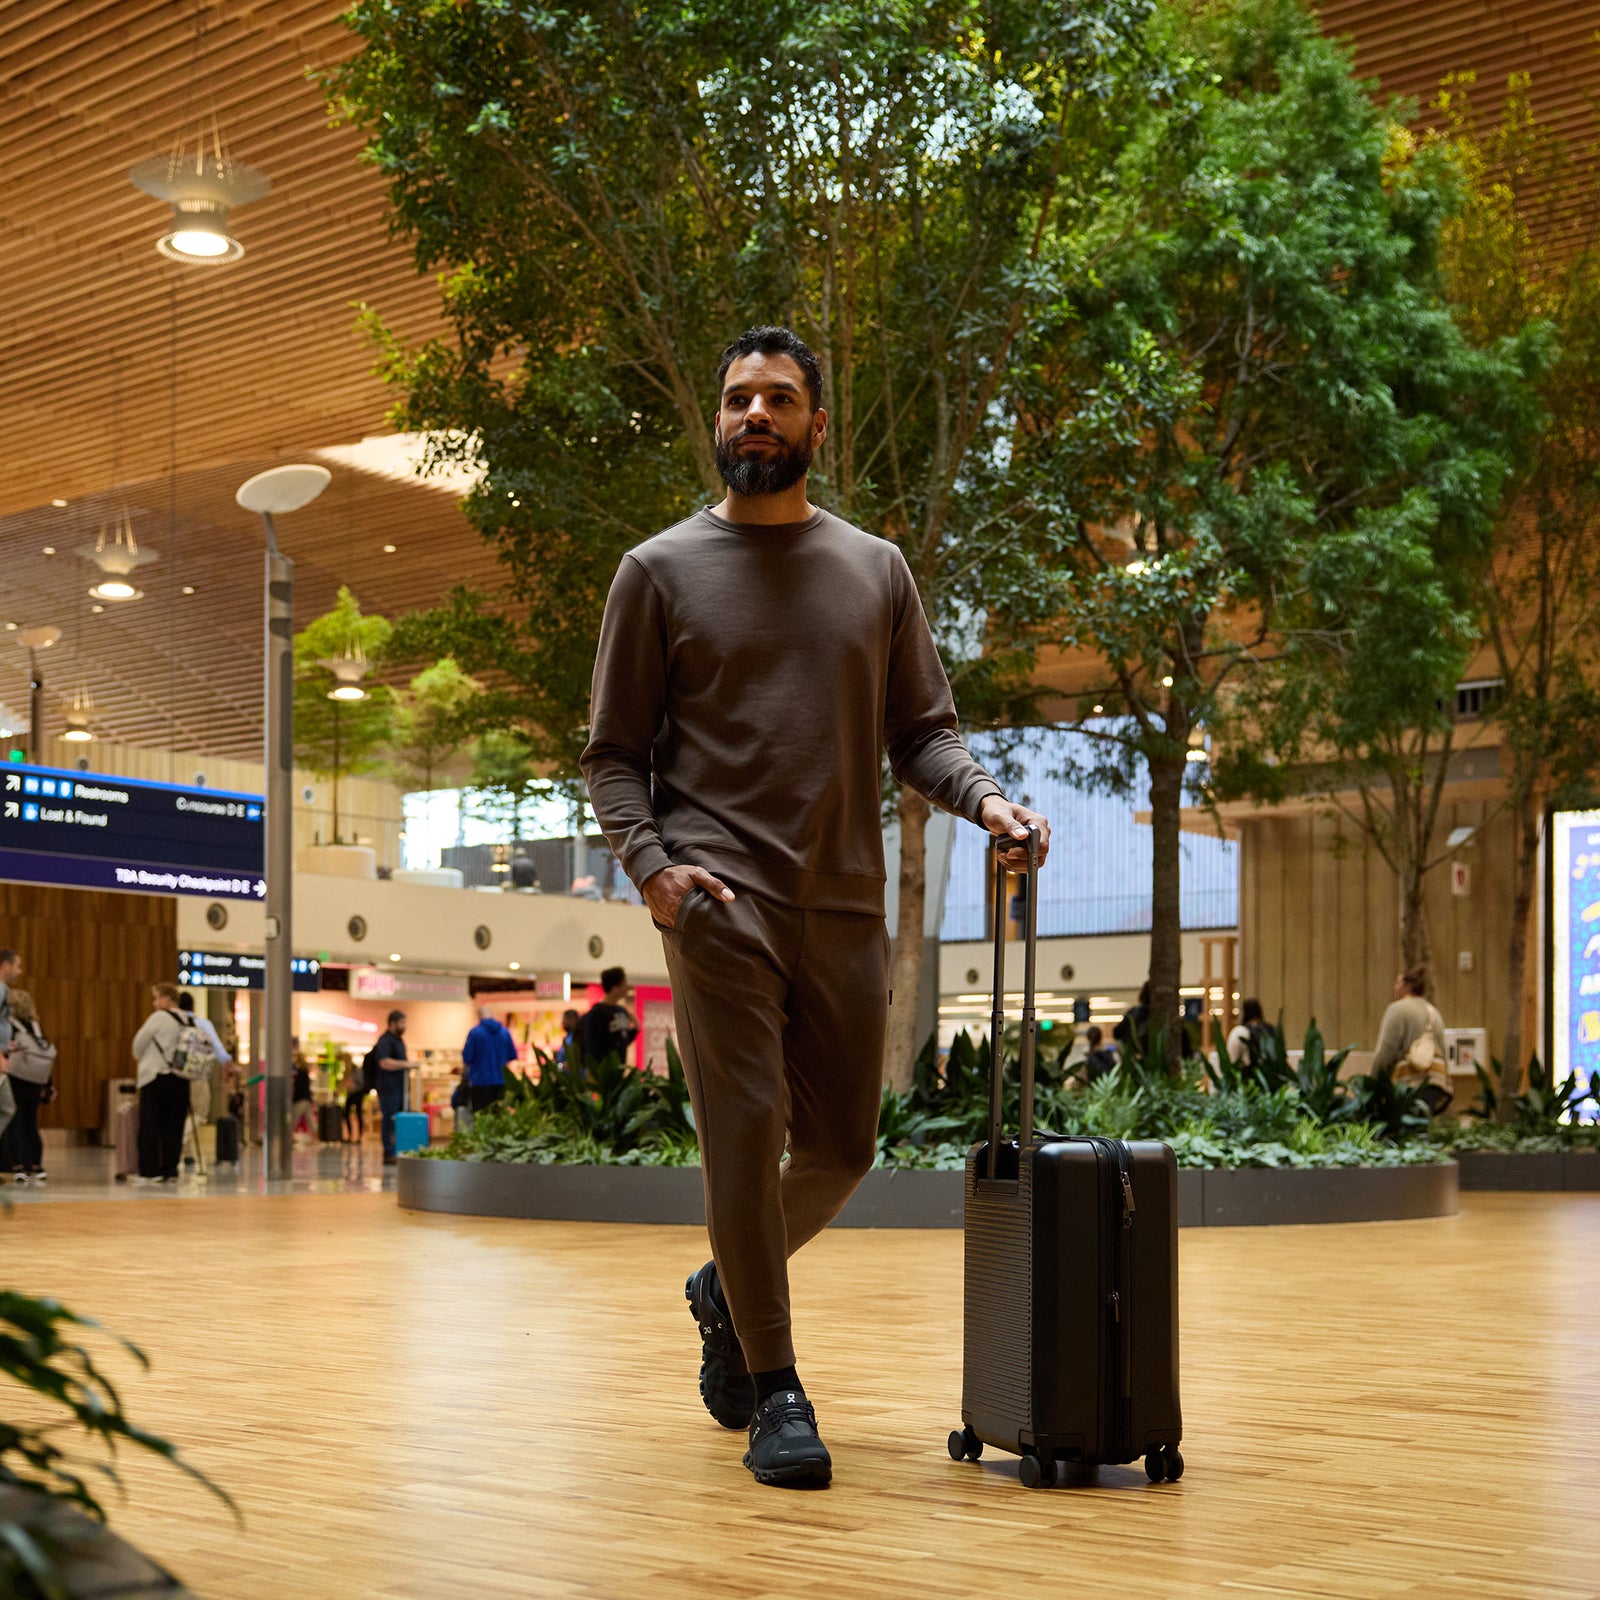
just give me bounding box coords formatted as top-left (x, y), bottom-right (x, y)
top-left (399, 1155), bottom-right (1458, 1228)
top-left (1455, 1149), bottom-right (1600, 1192)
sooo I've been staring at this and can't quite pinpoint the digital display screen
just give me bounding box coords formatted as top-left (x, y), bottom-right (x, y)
top-left (1551, 808), bottom-right (1600, 1110)
top-left (0, 761), bottom-right (264, 900)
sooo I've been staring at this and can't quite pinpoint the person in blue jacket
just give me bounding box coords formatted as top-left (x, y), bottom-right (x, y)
top-left (462, 1007), bottom-right (517, 1112)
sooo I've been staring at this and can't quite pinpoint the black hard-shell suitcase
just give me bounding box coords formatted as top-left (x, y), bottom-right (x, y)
top-left (318, 1101), bottom-right (345, 1143)
top-left (214, 1115), bottom-right (241, 1165)
top-left (948, 829), bottom-right (1184, 1488)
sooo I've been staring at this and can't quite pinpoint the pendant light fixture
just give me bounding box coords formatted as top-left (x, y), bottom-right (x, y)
top-left (61, 687), bottom-right (96, 744)
top-left (78, 504), bottom-right (158, 601)
top-left (322, 644), bottom-right (371, 702)
top-left (128, 7), bottom-right (269, 265)
top-left (130, 127), bottom-right (269, 265)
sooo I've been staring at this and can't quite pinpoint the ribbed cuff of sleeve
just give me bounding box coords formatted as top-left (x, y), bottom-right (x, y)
top-left (960, 777), bottom-right (1005, 826)
top-left (624, 843), bottom-right (675, 891)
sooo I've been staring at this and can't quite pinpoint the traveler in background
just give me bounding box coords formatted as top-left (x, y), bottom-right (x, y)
top-left (1082, 1024), bottom-right (1118, 1084)
top-left (290, 1051), bottom-right (315, 1140)
top-left (132, 983), bottom-right (191, 1183)
top-left (1114, 982), bottom-right (1152, 1060)
top-left (1226, 998), bottom-right (1267, 1066)
top-left (1371, 965), bottom-right (1451, 1114)
top-left (1, 990), bottom-right (56, 1184)
top-left (177, 992), bottom-right (231, 1132)
top-left (366, 1010), bottom-right (410, 1165)
top-left (462, 1006), bottom-right (517, 1112)
top-left (579, 967), bottom-right (639, 1065)
top-left (554, 1008), bottom-right (582, 1066)
top-left (0, 948), bottom-right (21, 1153)
top-left (341, 1053), bottom-right (367, 1142)
top-left (177, 993), bottom-right (232, 1070)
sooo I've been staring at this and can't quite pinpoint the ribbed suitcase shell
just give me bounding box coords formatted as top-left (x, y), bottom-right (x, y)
top-left (955, 829), bottom-right (1182, 1475)
top-left (961, 1135), bottom-right (1181, 1463)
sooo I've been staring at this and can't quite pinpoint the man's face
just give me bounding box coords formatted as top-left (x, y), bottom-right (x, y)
top-left (0, 956), bottom-right (19, 984)
top-left (714, 352), bottom-right (826, 496)
top-left (393, 1017), bottom-right (407, 1036)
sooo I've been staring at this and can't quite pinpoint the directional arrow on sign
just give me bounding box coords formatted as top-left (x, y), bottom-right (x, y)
top-left (254, 879), bottom-right (267, 898)
top-left (3, 802), bottom-right (16, 818)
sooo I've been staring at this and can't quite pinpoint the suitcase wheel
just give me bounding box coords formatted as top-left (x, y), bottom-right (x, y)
top-left (946, 1428), bottom-right (982, 1463)
top-left (1146, 1446), bottom-right (1184, 1483)
top-left (1018, 1452), bottom-right (1052, 1489)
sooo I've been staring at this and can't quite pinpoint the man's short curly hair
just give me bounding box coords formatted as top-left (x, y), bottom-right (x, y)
top-left (716, 326), bottom-right (823, 412)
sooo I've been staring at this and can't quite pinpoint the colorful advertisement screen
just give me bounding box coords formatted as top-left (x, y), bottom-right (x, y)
top-left (1551, 808), bottom-right (1600, 1110)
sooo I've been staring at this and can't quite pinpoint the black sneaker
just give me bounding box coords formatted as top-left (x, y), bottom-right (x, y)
top-left (685, 1261), bottom-right (755, 1430)
top-left (743, 1390), bottom-right (832, 1488)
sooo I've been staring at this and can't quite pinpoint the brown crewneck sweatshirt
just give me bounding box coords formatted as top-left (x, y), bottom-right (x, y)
top-left (581, 505), bottom-right (1003, 915)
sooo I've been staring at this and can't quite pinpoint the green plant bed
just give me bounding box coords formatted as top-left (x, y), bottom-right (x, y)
top-left (430, 1027), bottom-right (1454, 1174)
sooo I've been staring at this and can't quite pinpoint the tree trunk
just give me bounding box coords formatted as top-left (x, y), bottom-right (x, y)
top-left (1147, 750), bottom-right (1185, 1074)
top-left (1498, 790), bottom-right (1542, 1114)
top-left (884, 786), bottom-right (930, 1090)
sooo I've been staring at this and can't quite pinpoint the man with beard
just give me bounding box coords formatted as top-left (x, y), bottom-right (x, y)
top-left (582, 325), bottom-right (1051, 1487)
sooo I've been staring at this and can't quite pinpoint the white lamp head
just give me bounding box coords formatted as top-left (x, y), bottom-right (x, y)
top-left (236, 465), bottom-right (332, 516)
top-left (16, 626), bottom-right (61, 652)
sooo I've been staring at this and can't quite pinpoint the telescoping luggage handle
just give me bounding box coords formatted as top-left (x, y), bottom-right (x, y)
top-left (986, 824), bottom-right (1041, 1167)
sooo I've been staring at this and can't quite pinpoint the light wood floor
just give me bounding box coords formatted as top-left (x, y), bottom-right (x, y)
top-left (3, 1193), bottom-right (1598, 1600)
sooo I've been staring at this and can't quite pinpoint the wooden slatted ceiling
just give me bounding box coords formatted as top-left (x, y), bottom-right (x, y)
top-left (1, 0), bottom-right (1595, 762)
top-left (1319, 0), bottom-right (1600, 245)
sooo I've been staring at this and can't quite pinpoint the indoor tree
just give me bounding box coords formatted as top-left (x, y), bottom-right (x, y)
top-left (1036, 0), bottom-right (1541, 1063)
top-left (327, 0), bottom-right (1162, 1083)
top-left (1435, 72), bottom-right (1600, 1090)
top-left (294, 586), bottom-right (395, 845)
top-left (387, 656), bottom-right (480, 794)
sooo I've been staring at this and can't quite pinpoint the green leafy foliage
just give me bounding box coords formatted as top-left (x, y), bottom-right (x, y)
top-left (0, 1288), bottom-right (235, 1551)
top-left (432, 1038), bottom-right (698, 1165)
top-left (293, 586), bottom-right (396, 842)
top-left (1464, 1054), bottom-right (1597, 1140)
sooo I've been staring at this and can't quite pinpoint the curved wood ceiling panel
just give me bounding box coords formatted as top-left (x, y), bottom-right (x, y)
top-left (0, 0), bottom-right (1592, 760)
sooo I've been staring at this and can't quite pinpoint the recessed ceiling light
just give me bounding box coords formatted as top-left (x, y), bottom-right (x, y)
top-left (90, 604), bottom-right (104, 614)
top-left (181, 585), bottom-right (195, 595)
top-left (3, 623), bottom-right (15, 631)
top-left (50, 498), bottom-right (67, 508)
top-left (41, 546), bottom-right (55, 556)
top-left (382, 543), bottom-right (396, 553)
top-left (388, 953), bottom-right (401, 962)
top-left (508, 961), bottom-right (521, 971)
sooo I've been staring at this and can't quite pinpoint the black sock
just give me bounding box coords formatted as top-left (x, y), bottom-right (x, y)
top-left (753, 1365), bottom-right (803, 1403)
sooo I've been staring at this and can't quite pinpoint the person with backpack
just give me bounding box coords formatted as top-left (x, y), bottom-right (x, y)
top-left (132, 982), bottom-right (208, 1183)
top-left (1371, 965), bottom-right (1451, 1114)
top-left (365, 1010), bottom-right (410, 1165)
top-left (0, 989), bottom-right (56, 1184)
top-left (0, 948), bottom-right (21, 1156)
top-left (1226, 998), bottom-right (1267, 1066)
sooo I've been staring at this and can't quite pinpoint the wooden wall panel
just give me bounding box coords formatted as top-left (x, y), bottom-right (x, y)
top-left (1237, 802), bottom-right (1520, 1057)
top-left (0, 882), bottom-right (176, 1133)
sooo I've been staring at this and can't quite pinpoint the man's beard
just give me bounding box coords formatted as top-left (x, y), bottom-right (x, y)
top-left (714, 426), bottom-right (812, 496)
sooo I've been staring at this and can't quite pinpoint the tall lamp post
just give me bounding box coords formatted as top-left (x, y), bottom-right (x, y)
top-left (234, 465), bottom-right (330, 1180)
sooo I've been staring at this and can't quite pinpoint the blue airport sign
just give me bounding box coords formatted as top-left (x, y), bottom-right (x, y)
top-left (0, 761), bottom-right (264, 901)
top-left (179, 950), bottom-right (321, 992)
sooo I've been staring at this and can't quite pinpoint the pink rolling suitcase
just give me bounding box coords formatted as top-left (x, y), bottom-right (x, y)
top-left (114, 1096), bottom-right (139, 1181)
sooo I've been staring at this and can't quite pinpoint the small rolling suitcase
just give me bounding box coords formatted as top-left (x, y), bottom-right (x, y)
top-left (214, 1115), bottom-right (241, 1165)
top-left (113, 1096), bottom-right (139, 1182)
top-left (393, 1110), bottom-right (430, 1155)
top-left (318, 1101), bottom-right (344, 1143)
top-left (948, 829), bottom-right (1184, 1488)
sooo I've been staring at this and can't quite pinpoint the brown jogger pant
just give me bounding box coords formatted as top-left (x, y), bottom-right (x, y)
top-left (660, 883), bottom-right (890, 1372)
